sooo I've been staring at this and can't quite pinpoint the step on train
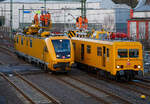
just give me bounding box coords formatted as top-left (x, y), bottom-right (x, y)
top-left (71, 37), bottom-right (143, 80)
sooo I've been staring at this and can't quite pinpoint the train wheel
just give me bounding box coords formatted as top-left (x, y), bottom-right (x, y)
top-left (24, 58), bottom-right (28, 62)
top-left (115, 76), bottom-right (121, 81)
top-left (39, 63), bottom-right (43, 69)
top-left (16, 54), bottom-right (20, 58)
top-left (125, 75), bottom-right (132, 81)
top-left (43, 64), bottom-right (49, 73)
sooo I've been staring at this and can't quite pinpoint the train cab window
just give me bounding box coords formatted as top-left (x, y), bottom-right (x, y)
top-left (26, 39), bottom-right (28, 46)
top-left (87, 45), bottom-right (91, 54)
top-left (21, 37), bottom-right (23, 45)
top-left (97, 47), bottom-right (102, 56)
top-left (30, 39), bottom-right (32, 48)
top-left (118, 49), bottom-right (128, 58)
top-left (107, 48), bottom-right (109, 57)
top-left (16, 37), bottom-right (19, 43)
top-left (52, 39), bottom-right (71, 59)
top-left (129, 49), bottom-right (139, 58)
top-left (44, 46), bottom-right (48, 52)
top-left (73, 43), bottom-right (76, 50)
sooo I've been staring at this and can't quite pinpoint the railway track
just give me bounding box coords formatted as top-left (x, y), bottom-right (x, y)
top-left (0, 72), bottom-right (35, 104)
top-left (89, 73), bottom-right (150, 97)
top-left (130, 81), bottom-right (150, 90)
top-left (0, 60), bottom-right (5, 65)
top-left (67, 75), bottom-right (133, 104)
top-left (138, 78), bottom-right (150, 83)
top-left (49, 74), bottom-right (132, 104)
top-left (0, 72), bottom-right (61, 104)
top-left (0, 46), bottom-right (28, 65)
top-left (0, 46), bottom-right (14, 55)
top-left (49, 74), bottom-right (110, 104)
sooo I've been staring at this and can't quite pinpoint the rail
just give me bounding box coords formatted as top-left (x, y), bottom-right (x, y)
top-left (49, 74), bottom-right (111, 104)
top-left (68, 75), bottom-right (133, 104)
top-left (0, 46), bottom-right (16, 59)
top-left (14, 71), bottom-right (62, 104)
top-left (88, 73), bottom-right (150, 97)
top-left (0, 72), bottom-right (35, 104)
top-left (129, 81), bottom-right (150, 90)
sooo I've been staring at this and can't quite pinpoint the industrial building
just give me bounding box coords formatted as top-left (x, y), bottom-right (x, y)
top-left (0, 0), bottom-right (130, 33)
top-left (128, 0), bottom-right (150, 40)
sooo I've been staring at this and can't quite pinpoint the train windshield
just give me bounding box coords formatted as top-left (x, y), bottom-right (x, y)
top-left (129, 49), bottom-right (139, 58)
top-left (52, 39), bottom-right (71, 59)
top-left (118, 49), bottom-right (128, 58)
top-left (118, 49), bottom-right (139, 58)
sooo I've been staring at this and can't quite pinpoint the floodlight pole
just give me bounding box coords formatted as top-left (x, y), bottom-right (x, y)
top-left (81, 0), bottom-right (86, 18)
top-left (44, 0), bottom-right (46, 13)
top-left (22, 5), bottom-right (24, 28)
top-left (130, 0), bottom-right (132, 8)
top-left (10, 0), bottom-right (13, 40)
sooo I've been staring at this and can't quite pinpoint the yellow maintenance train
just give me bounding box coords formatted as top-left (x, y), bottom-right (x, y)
top-left (14, 32), bottom-right (75, 72)
top-left (72, 37), bottom-right (143, 80)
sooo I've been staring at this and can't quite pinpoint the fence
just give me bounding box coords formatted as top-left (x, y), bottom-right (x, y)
top-left (0, 26), bottom-right (11, 40)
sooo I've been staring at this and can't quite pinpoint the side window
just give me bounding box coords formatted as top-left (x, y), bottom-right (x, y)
top-left (21, 37), bottom-right (23, 45)
top-left (118, 49), bottom-right (128, 58)
top-left (97, 47), bottom-right (102, 56)
top-left (107, 48), bottom-right (109, 57)
top-left (30, 39), bottom-right (32, 48)
top-left (17, 37), bottom-right (19, 43)
top-left (44, 46), bottom-right (48, 52)
top-left (87, 45), bottom-right (91, 54)
top-left (73, 43), bottom-right (76, 50)
top-left (129, 49), bottom-right (139, 58)
top-left (26, 39), bottom-right (28, 46)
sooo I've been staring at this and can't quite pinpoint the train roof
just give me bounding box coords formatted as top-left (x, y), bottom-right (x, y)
top-left (71, 37), bottom-right (142, 46)
top-left (16, 32), bottom-right (69, 39)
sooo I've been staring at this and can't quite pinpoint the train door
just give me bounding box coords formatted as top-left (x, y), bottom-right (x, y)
top-left (103, 46), bottom-right (106, 67)
top-left (81, 44), bottom-right (84, 60)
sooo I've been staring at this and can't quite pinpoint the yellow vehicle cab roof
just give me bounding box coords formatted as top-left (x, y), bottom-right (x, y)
top-left (71, 37), bottom-right (142, 46)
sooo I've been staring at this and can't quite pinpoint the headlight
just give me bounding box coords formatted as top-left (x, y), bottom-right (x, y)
top-left (67, 54), bottom-right (70, 57)
top-left (138, 65), bottom-right (141, 69)
top-left (56, 55), bottom-right (60, 58)
top-left (117, 65), bottom-right (120, 69)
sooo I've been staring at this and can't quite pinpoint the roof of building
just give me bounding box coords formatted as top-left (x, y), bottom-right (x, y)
top-left (98, 0), bottom-right (130, 9)
top-left (134, 0), bottom-right (150, 11)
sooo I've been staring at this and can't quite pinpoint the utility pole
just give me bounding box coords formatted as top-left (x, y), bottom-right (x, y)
top-left (44, 0), bottom-right (46, 13)
top-left (81, 0), bottom-right (86, 18)
top-left (22, 5), bottom-right (24, 28)
top-left (10, 0), bottom-right (13, 40)
top-left (130, 0), bottom-right (133, 8)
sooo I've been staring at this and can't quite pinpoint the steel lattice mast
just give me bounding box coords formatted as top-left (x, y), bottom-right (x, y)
top-left (40, 0), bottom-right (87, 17)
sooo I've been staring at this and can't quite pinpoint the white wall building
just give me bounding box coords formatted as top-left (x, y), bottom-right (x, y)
top-left (0, 0), bottom-right (130, 32)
